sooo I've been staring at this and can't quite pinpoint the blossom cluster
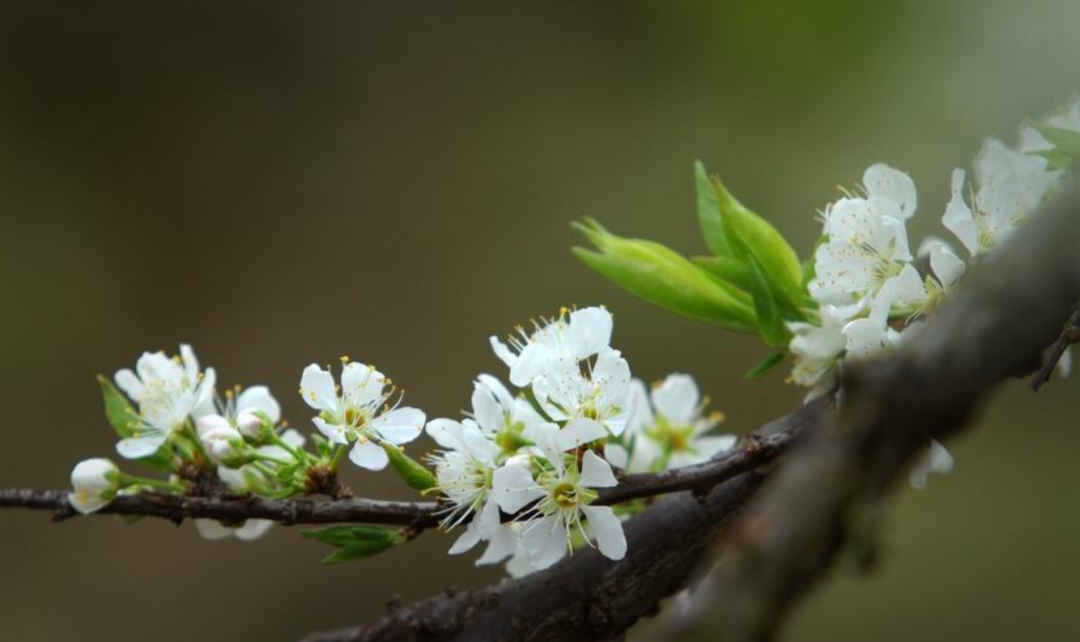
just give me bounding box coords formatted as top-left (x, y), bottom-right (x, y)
top-left (792, 99), bottom-right (1079, 397)
top-left (68, 309), bottom-right (735, 576)
top-left (425, 307), bottom-right (735, 576)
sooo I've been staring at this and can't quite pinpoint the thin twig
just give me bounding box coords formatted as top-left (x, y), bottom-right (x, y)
top-left (1030, 304), bottom-right (1080, 391)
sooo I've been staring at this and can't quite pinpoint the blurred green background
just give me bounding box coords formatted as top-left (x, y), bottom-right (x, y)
top-left (0, 2), bottom-right (1076, 641)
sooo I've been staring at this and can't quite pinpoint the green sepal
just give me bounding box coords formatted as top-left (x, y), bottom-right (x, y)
top-left (745, 351), bottom-right (787, 379)
top-left (573, 218), bottom-right (757, 333)
top-left (301, 525), bottom-right (405, 565)
top-left (381, 443), bottom-right (437, 492)
top-left (311, 433), bottom-right (333, 459)
top-left (98, 375), bottom-right (139, 439)
top-left (1031, 122), bottom-right (1080, 156)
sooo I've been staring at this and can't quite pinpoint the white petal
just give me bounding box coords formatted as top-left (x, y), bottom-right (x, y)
top-left (115, 432), bottom-right (167, 459)
top-left (349, 440), bottom-right (389, 470)
top-left (341, 362), bottom-right (385, 407)
top-left (476, 374), bottom-right (515, 408)
top-left (565, 306), bottom-right (613, 359)
top-left (489, 336), bottom-right (517, 368)
top-left (234, 519), bottom-right (274, 541)
top-left (180, 344), bottom-right (200, 383)
top-left (692, 435), bottom-right (738, 460)
top-left (195, 519), bottom-right (234, 541)
top-left (299, 364), bottom-right (339, 413)
top-left (114, 369), bottom-right (144, 400)
top-left (929, 243), bottom-right (966, 289)
top-left (942, 168), bottom-right (978, 257)
top-left (863, 164), bottom-right (917, 219)
top-left (581, 505), bottom-right (626, 561)
top-left (1056, 348), bottom-right (1073, 378)
top-left (312, 417), bottom-right (349, 446)
top-left (625, 379), bottom-right (654, 435)
top-left (235, 386), bottom-right (281, 424)
top-left (471, 383), bottom-right (505, 435)
top-left (604, 443), bottom-right (628, 470)
top-left (448, 516), bottom-right (483, 555)
top-left (890, 264), bottom-right (927, 308)
top-left (579, 450), bottom-right (618, 488)
top-left (373, 407), bottom-right (425, 445)
top-left (651, 374), bottom-right (699, 425)
top-left (491, 465), bottom-right (544, 514)
top-left (557, 418), bottom-right (608, 451)
top-left (426, 418), bottom-right (468, 451)
top-left (522, 518), bottom-right (568, 570)
top-left (843, 318), bottom-right (889, 359)
top-left (476, 522), bottom-right (519, 566)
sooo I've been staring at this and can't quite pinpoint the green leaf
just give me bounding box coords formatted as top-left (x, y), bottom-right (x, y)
top-left (382, 443), bottom-right (437, 491)
top-left (1031, 122), bottom-right (1080, 156)
top-left (98, 375), bottom-right (138, 439)
top-left (1030, 147), bottom-right (1077, 172)
top-left (692, 255), bottom-right (752, 292)
top-left (745, 351), bottom-right (787, 379)
top-left (695, 160), bottom-right (733, 257)
top-left (573, 219), bottom-right (758, 334)
top-left (301, 524), bottom-right (404, 547)
top-left (301, 525), bottom-right (405, 565)
top-left (712, 177), bottom-right (805, 312)
top-left (745, 258), bottom-right (790, 348)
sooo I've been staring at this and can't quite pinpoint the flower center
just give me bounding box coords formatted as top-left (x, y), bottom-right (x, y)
top-left (552, 482), bottom-right (579, 509)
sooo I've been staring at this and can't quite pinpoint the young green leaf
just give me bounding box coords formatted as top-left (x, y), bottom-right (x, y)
top-left (692, 255), bottom-right (753, 292)
top-left (712, 177), bottom-right (805, 311)
top-left (382, 443), bottom-right (437, 491)
top-left (695, 160), bottom-right (733, 257)
top-left (1030, 122), bottom-right (1080, 157)
top-left (745, 258), bottom-right (790, 348)
top-left (301, 525), bottom-right (405, 565)
top-left (745, 351), bottom-right (787, 379)
top-left (573, 218), bottom-right (758, 334)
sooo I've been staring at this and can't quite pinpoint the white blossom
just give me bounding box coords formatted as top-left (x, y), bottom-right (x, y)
top-left (469, 374), bottom-right (544, 456)
top-left (113, 344), bottom-right (216, 460)
top-left (195, 518), bottom-right (274, 542)
top-left (531, 346), bottom-right (633, 446)
top-left (944, 102), bottom-right (1079, 257)
top-left (611, 375), bottom-right (735, 472)
top-left (491, 423), bottom-right (625, 570)
top-left (68, 458), bottom-right (121, 515)
top-left (425, 418), bottom-right (503, 555)
top-left (786, 306), bottom-right (848, 396)
top-left (808, 164), bottom-right (917, 310)
top-left (490, 306), bottom-right (613, 387)
top-left (299, 361), bottom-right (425, 471)
top-left (195, 385), bottom-right (281, 439)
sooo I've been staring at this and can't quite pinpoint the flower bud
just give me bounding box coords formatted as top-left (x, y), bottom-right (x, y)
top-left (235, 411), bottom-right (263, 439)
top-left (200, 425), bottom-right (244, 463)
top-left (68, 458), bottom-right (120, 515)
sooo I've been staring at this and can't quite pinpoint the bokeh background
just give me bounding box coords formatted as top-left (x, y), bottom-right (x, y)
top-left (0, 2), bottom-right (1077, 641)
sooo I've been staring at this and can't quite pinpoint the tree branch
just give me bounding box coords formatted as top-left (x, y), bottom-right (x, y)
top-left (0, 411), bottom-right (806, 528)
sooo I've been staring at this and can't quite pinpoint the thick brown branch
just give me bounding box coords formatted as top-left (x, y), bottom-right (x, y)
top-left (696, 185), bottom-right (1080, 642)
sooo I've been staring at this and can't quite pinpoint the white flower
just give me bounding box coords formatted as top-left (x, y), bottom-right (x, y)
top-left (299, 361), bottom-right (425, 471)
top-left (490, 306), bottom-right (613, 387)
top-left (841, 276), bottom-right (905, 359)
top-left (195, 519), bottom-right (274, 542)
top-left (786, 306), bottom-right (848, 396)
top-left (531, 346), bottom-right (633, 446)
top-left (425, 418), bottom-right (503, 554)
top-left (195, 385), bottom-right (281, 439)
top-left (113, 344), bottom-right (217, 460)
top-left (469, 374), bottom-right (544, 456)
top-left (623, 374), bottom-right (736, 472)
top-left (808, 164), bottom-right (916, 310)
top-left (944, 101), bottom-right (1079, 258)
top-left (492, 423), bottom-right (625, 570)
top-left (68, 458), bottom-right (121, 515)
top-left (908, 440), bottom-right (954, 489)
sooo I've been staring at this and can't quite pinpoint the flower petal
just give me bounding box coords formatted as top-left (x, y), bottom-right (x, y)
top-left (299, 364), bottom-right (339, 413)
top-left (115, 432), bottom-right (167, 459)
top-left (565, 306), bottom-right (613, 359)
top-left (651, 374), bottom-right (699, 425)
top-left (579, 450), bottom-right (618, 488)
top-left (942, 168), bottom-right (978, 257)
top-left (195, 519), bottom-right (234, 541)
top-left (491, 465), bottom-right (544, 514)
top-left (373, 407), bottom-right (425, 445)
top-left (557, 418), bottom-right (607, 451)
top-left (235, 519), bottom-right (274, 541)
top-left (349, 440), bottom-right (389, 471)
top-left (582, 505), bottom-right (626, 561)
top-left (236, 385), bottom-right (281, 424)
